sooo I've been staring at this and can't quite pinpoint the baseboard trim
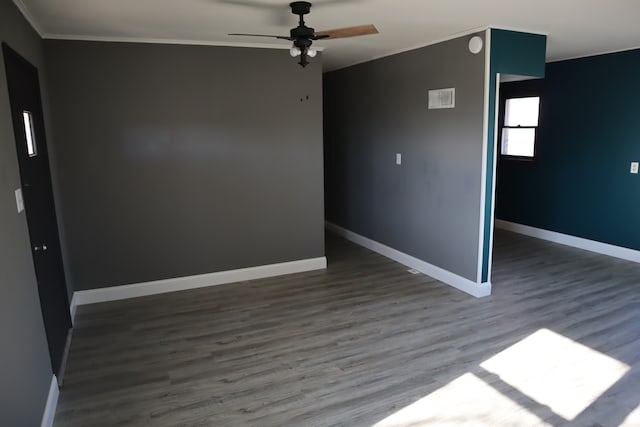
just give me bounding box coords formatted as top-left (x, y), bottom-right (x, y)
top-left (40, 375), bottom-right (59, 427)
top-left (495, 220), bottom-right (640, 264)
top-left (69, 292), bottom-right (78, 324)
top-left (325, 222), bottom-right (491, 298)
top-left (71, 257), bottom-right (327, 307)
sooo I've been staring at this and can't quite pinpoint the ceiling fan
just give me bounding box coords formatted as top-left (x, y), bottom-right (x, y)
top-left (229, 1), bottom-right (378, 67)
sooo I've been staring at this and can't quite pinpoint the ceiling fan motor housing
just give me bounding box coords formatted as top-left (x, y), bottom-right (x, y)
top-left (290, 2), bottom-right (312, 16)
top-left (291, 25), bottom-right (315, 41)
top-left (290, 1), bottom-right (315, 53)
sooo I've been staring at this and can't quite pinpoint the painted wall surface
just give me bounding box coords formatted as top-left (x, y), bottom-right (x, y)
top-left (324, 33), bottom-right (486, 281)
top-left (481, 29), bottom-right (547, 282)
top-left (0, 2), bottom-right (55, 426)
top-left (496, 49), bottom-right (640, 250)
top-left (45, 40), bottom-right (325, 291)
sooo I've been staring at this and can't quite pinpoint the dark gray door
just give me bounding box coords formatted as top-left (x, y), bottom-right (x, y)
top-left (3, 42), bottom-right (71, 376)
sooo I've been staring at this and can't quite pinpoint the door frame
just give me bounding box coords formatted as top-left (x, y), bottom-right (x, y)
top-left (3, 42), bottom-right (72, 377)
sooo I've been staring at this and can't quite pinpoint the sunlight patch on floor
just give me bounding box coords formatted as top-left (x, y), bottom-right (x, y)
top-left (372, 328), bottom-right (631, 426)
top-left (372, 372), bottom-right (551, 427)
top-left (621, 404), bottom-right (640, 426)
top-left (480, 328), bottom-right (630, 420)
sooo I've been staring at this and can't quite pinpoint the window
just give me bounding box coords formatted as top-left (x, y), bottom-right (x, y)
top-left (22, 110), bottom-right (37, 157)
top-left (500, 96), bottom-right (540, 158)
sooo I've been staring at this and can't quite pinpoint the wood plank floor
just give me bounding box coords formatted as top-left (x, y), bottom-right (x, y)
top-left (54, 230), bottom-right (640, 426)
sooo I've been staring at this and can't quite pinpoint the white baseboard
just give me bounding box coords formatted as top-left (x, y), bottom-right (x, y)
top-left (40, 375), bottom-right (59, 427)
top-left (325, 222), bottom-right (491, 298)
top-left (71, 257), bottom-right (327, 307)
top-left (495, 220), bottom-right (640, 264)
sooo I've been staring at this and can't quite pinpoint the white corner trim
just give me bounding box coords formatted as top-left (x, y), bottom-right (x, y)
top-left (476, 28), bottom-right (492, 283)
top-left (325, 222), bottom-right (491, 298)
top-left (72, 257), bottom-right (327, 306)
top-left (495, 220), bottom-right (640, 264)
top-left (40, 375), bottom-right (59, 427)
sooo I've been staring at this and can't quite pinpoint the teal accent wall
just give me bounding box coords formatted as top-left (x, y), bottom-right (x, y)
top-left (481, 29), bottom-right (547, 283)
top-left (496, 49), bottom-right (640, 251)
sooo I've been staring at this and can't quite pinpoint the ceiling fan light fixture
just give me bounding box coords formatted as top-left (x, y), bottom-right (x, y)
top-left (229, 2), bottom-right (378, 68)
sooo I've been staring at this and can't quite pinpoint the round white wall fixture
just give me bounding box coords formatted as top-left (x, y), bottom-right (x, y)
top-left (468, 36), bottom-right (483, 54)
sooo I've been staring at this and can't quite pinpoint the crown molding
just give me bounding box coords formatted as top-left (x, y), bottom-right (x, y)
top-left (326, 24), bottom-right (552, 72)
top-left (487, 25), bottom-right (549, 36)
top-left (43, 33), bottom-right (326, 52)
top-left (12, 0), bottom-right (44, 37)
top-left (547, 44), bottom-right (640, 63)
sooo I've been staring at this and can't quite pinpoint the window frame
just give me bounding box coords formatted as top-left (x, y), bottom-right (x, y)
top-left (22, 110), bottom-right (38, 157)
top-left (498, 87), bottom-right (543, 162)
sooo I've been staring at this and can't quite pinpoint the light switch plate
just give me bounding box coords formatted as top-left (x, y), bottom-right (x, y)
top-left (396, 153), bottom-right (402, 165)
top-left (15, 188), bottom-right (24, 213)
top-left (631, 162), bottom-right (639, 174)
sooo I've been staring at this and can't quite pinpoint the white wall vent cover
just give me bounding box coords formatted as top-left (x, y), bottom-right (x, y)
top-left (428, 88), bottom-right (456, 109)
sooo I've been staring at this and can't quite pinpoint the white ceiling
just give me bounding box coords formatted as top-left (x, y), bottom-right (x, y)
top-left (15, 0), bottom-right (640, 71)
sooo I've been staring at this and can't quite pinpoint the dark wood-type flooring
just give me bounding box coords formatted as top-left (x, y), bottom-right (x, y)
top-left (54, 230), bottom-right (640, 426)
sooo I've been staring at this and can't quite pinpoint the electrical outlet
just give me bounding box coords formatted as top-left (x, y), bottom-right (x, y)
top-left (631, 162), bottom-right (639, 174)
top-left (396, 153), bottom-right (402, 165)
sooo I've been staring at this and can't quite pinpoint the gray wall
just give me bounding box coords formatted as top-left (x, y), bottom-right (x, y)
top-left (45, 40), bottom-right (325, 291)
top-left (0, 1), bottom-right (56, 425)
top-left (324, 33), bottom-right (486, 281)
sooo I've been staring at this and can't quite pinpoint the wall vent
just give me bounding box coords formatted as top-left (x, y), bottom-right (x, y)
top-left (428, 88), bottom-right (456, 109)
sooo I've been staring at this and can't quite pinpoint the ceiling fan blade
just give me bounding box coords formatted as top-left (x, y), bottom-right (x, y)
top-left (315, 24), bottom-right (379, 40)
top-left (228, 33), bottom-right (292, 40)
